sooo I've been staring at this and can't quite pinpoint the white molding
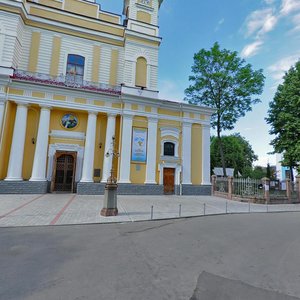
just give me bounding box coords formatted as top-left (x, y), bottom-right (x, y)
top-left (49, 130), bottom-right (86, 140)
top-left (159, 162), bottom-right (181, 185)
top-left (47, 143), bottom-right (84, 182)
top-left (160, 127), bottom-right (180, 139)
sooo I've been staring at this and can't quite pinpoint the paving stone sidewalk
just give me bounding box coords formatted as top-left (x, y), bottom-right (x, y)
top-left (0, 194), bottom-right (300, 227)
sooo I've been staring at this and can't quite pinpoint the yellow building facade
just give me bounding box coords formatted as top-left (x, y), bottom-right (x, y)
top-left (0, 0), bottom-right (214, 195)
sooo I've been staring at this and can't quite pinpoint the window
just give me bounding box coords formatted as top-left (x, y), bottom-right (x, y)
top-left (66, 54), bottom-right (85, 84)
top-left (135, 57), bottom-right (147, 88)
top-left (164, 142), bottom-right (175, 156)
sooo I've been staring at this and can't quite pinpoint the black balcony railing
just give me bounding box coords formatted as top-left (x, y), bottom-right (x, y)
top-left (11, 69), bottom-right (121, 95)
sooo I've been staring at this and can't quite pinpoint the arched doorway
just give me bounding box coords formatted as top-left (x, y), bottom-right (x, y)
top-left (51, 152), bottom-right (77, 193)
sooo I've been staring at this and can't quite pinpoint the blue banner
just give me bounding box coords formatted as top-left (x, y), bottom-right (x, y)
top-left (131, 128), bottom-right (148, 162)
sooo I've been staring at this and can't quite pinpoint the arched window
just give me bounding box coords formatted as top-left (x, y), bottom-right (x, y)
top-left (66, 54), bottom-right (85, 84)
top-left (135, 57), bottom-right (147, 88)
top-left (164, 142), bottom-right (175, 156)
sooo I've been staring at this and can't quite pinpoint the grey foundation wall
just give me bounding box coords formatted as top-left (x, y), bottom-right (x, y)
top-left (0, 181), bottom-right (48, 194)
top-left (77, 183), bottom-right (164, 195)
top-left (77, 183), bottom-right (211, 196)
top-left (0, 181), bottom-right (212, 196)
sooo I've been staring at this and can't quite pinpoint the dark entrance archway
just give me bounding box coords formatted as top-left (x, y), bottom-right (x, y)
top-left (51, 152), bottom-right (77, 193)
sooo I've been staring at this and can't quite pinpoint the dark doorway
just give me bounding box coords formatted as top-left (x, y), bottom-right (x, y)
top-left (51, 152), bottom-right (76, 193)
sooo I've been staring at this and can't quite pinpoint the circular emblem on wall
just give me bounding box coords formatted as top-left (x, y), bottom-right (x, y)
top-left (61, 113), bottom-right (78, 129)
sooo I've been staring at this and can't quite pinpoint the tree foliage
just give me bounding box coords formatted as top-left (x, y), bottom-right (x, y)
top-left (266, 60), bottom-right (300, 178)
top-left (185, 42), bottom-right (265, 175)
top-left (211, 133), bottom-right (258, 177)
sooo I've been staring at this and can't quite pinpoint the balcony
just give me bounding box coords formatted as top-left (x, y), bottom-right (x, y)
top-left (11, 69), bottom-right (121, 95)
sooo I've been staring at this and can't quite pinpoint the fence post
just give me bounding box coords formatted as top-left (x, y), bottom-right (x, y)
top-left (296, 176), bottom-right (300, 203)
top-left (286, 178), bottom-right (292, 203)
top-left (262, 177), bottom-right (270, 204)
top-left (211, 175), bottom-right (217, 195)
top-left (228, 176), bottom-right (233, 200)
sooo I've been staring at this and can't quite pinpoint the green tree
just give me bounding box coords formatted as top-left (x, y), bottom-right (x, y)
top-left (185, 42), bottom-right (265, 176)
top-left (266, 60), bottom-right (300, 181)
top-left (251, 166), bottom-right (267, 179)
top-left (210, 133), bottom-right (258, 177)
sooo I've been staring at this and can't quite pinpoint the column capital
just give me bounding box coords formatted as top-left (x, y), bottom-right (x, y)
top-left (0, 94), bottom-right (7, 103)
top-left (201, 123), bottom-right (211, 129)
top-left (87, 110), bottom-right (98, 116)
top-left (107, 113), bottom-right (117, 118)
top-left (182, 121), bottom-right (192, 128)
top-left (15, 101), bottom-right (29, 107)
top-left (122, 113), bottom-right (133, 120)
top-left (39, 104), bottom-right (52, 110)
top-left (148, 116), bottom-right (158, 123)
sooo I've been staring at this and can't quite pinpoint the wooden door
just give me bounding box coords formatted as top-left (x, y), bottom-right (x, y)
top-left (51, 152), bottom-right (77, 193)
top-left (163, 168), bottom-right (175, 195)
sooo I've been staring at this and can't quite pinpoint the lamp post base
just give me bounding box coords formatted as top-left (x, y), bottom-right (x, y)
top-left (100, 207), bottom-right (118, 217)
top-left (100, 181), bottom-right (118, 217)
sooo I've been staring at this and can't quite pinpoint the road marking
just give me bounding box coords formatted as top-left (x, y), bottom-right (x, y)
top-left (0, 195), bottom-right (45, 219)
top-left (50, 194), bottom-right (76, 225)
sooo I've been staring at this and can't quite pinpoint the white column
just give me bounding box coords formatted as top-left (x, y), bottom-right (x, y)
top-left (0, 99), bottom-right (6, 137)
top-left (145, 117), bottom-right (158, 184)
top-left (80, 112), bottom-right (97, 182)
top-left (182, 122), bottom-right (192, 184)
top-left (119, 114), bottom-right (133, 183)
top-left (5, 103), bottom-right (28, 181)
top-left (30, 106), bottom-right (51, 181)
top-left (101, 114), bottom-right (116, 182)
top-left (202, 124), bottom-right (211, 185)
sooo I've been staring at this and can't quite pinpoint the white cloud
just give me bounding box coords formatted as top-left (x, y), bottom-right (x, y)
top-left (289, 13), bottom-right (300, 32)
top-left (241, 7), bottom-right (278, 58)
top-left (214, 18), bottom-right (225, 32)
top-left (244, 8), bottom-right (275, 37)
top-left (268, 54), bottom-right (300, 81)
top-left (240, 0), bottom-right (300, 58)
top-left (241, 40), bottom-right (264, 58)
top-left (280, 0), bottom-right (300, 16)
top-left (259, 14), bottom-right (278, 34)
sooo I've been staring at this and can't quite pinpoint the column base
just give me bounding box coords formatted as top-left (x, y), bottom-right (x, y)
top-left (201, 181), bottom-right (212, 185)
top-left (29, 178), bottom-right (47, 182)
top-left (118, 180), bottom-right (131, 184)
top-left (100, 208), bottom-right (118, 217)
top-left (144, 180), bottom-right (157, 184)
top-left (182, 181), bottom-right (192, 185)
top-left (4, 177), bottom-right (23, 181)
top-left (80, 179), bottom-right (94, 183)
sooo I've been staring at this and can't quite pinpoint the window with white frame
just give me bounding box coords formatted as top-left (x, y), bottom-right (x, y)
top-left (66, 54), bottom-right (85, 84)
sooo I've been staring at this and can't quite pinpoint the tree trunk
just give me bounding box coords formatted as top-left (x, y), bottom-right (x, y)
top-left (217, 131), bottom-right (227, 177)
top-left (290, 165), bottom-right (294, 182)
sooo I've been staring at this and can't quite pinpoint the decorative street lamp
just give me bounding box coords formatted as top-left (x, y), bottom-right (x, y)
top-left (100, 136), bottom-right (120, 217)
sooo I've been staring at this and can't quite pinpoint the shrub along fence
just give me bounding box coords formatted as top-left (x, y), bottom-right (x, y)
top-left (212, 175), bottom-right (300, 204)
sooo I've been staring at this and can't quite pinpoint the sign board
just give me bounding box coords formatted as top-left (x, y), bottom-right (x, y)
top-left (131, 128), bottom-right (148, 163)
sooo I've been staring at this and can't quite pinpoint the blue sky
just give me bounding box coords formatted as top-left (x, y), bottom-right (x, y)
top-left (99, 0), bottom-right (300, 167)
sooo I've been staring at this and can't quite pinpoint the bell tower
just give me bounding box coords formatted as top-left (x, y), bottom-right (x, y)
top-left (122, 0), bottom-right (164, 95)
top-left (123, 0), bottom-right (164, 33)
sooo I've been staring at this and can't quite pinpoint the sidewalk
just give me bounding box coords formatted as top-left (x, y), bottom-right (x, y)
top-left (1, 194), bottom-right (300, 227)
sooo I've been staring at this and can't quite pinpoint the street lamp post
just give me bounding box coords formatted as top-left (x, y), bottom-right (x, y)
top-left (100, 136), bottom-right (119, 217)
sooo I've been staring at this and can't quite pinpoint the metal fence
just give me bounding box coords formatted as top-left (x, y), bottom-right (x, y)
top-left (233, 177), bottom-right (264, 198)
top-left (213, 176), bottom-right (299, 203)
top-left (216, 177), bottom-right (228, 193)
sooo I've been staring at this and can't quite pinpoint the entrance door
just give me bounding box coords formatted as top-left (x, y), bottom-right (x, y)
top-left (163, 168), bottom-right (175, 195)
top-left (52, 152), bottom-right (77, 193)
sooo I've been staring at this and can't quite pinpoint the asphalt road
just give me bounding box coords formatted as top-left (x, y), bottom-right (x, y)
top-left (1, 213), bottom-right (300, 300)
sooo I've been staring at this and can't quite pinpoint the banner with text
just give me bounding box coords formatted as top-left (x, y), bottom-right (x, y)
top-left (131, 127), bottom-right (148, 162)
